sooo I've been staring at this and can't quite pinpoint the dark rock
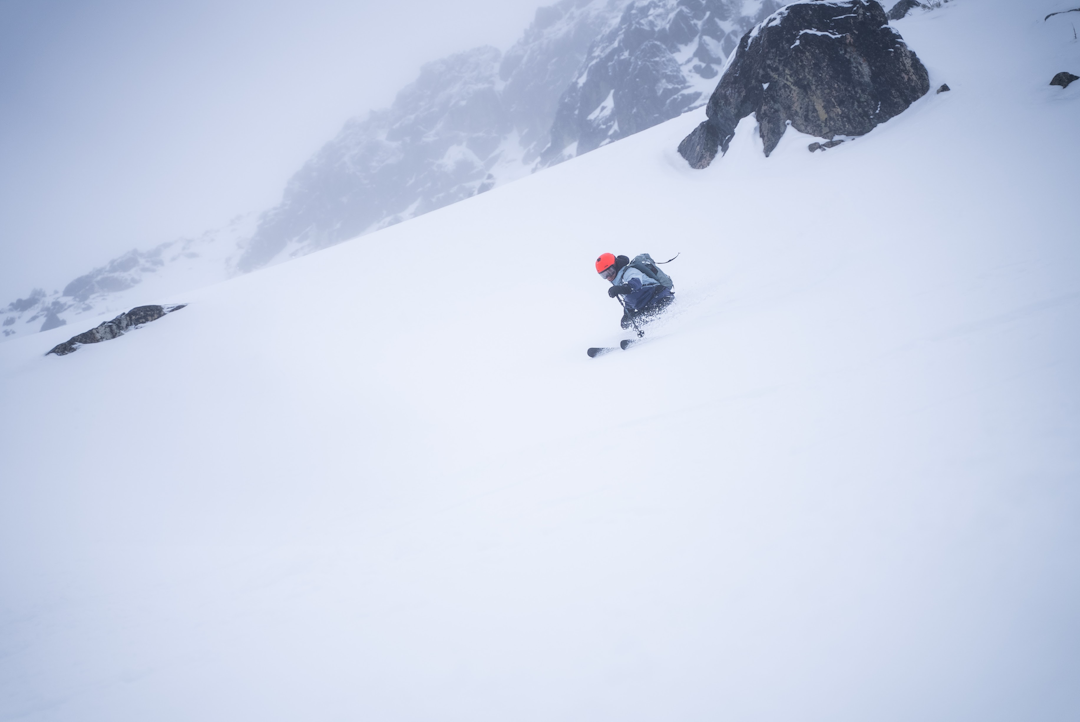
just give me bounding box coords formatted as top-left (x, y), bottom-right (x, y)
top-left (1050, 72), bottom-right (1079, 89)
top-left (679, 0), bottom-right (930, 168)
top-left (6, 288), bottom-right (45, 313)
top-left (694, 63), bottom-right (719, 80)
top-left (678, 121), bottom-right (723, 169)
top-left (808, 139), bottom-right (845, 152)
top-left (61, 274), bottom-right (96, 301)
top-left (46, 304), bottom-right (185, 357)
top-left (38, 300), bottom-right (70, 332)
top-left (937, 83), bottom-right (950, 93)
top-left (61, 248), bottom-right (164, 301)
top-left (886, 0), bottom-right (924, 21)
top-left (39, 312), bottom-right (67, 332)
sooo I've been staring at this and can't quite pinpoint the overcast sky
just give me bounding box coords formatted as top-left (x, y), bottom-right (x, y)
top-left (0, 0), bottom-right (546, 300)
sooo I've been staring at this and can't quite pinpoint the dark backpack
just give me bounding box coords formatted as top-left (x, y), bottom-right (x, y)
top-left (629, 253), bottom-right (674, 289)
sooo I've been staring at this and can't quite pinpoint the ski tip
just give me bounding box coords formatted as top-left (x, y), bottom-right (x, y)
top-left (587, 347), bottom-right (616, 358)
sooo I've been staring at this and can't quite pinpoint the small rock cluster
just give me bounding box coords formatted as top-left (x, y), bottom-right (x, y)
top-left (46, 304), bottom-right (185, 357)
top-left (808, 140), bottom-right (845, 152)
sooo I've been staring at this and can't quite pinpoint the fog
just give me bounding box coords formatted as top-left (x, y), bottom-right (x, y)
top-left (0, 0), bottom-right (545, 300)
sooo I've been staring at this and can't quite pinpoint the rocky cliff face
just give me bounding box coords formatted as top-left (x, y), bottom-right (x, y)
top-left (500, 0), bottom-right (629, 163)
top-left (541, 0), bottom-right (785, 164)
top-left (678, 0), bottom-right (929, 168)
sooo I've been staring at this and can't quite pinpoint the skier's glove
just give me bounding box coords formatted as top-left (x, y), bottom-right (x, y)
top-left (608, 285), bottom-right (632, 297)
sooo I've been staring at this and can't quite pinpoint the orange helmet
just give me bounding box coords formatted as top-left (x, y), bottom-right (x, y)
top-left (595, 253), bottom-right (616, 274)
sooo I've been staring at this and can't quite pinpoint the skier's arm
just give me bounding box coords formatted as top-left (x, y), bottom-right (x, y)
top-left (621, 268), bottom-right (654, 291)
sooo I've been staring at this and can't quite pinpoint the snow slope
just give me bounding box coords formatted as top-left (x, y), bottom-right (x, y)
top-left (1, 1), bottom-right (1078, 720)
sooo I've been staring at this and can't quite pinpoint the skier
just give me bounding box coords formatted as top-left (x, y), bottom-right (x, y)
top-left (595, 253), bottom-right (674, 330)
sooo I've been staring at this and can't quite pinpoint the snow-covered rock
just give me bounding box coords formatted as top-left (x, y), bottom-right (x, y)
top-left (45, 304), bottom-right (185, 357)
top-left (678, 0), bottom-right (929, 167)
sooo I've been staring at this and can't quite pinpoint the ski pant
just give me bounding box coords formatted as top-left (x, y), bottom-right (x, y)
top-left (621, 294), bottom-right (673, 329)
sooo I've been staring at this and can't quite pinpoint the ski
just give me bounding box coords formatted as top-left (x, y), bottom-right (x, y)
top-left (588, 338), bottom-right (642, 357)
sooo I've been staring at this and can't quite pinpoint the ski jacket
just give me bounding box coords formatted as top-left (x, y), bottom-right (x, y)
top-left (613, 266), bottom-right (673, 312)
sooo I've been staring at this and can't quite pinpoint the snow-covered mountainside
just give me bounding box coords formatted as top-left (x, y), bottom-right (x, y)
top-left (232, 0), bottom-right (624, 272)
top-left (239, 0), bottom-right (785, 270)
top-left (2, 0), bottom-right (790, 335)
top-left (2, 1), bottom-right (1078, 719)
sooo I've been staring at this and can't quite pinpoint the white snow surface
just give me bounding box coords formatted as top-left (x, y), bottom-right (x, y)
top-left (2, 1), bottom-right (1079, 719)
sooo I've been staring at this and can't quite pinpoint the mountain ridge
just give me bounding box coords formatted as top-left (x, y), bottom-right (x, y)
top-left (3, 0), bottom-right (795, 340)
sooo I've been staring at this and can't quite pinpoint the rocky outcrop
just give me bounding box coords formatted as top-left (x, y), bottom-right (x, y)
top-left (677, 120), bottom-right (723, 168)
top-left (39, 309), bottom-right (67, 332)
top-left (541, 0), bottom-right (784, 164)
top-left (679, 0), bottom-right (929, 168)
top-left (62, 248), bottom-right (163, 303)
top-left (46, 304), bottom-right (185, 357)
top-left (1050, 71), bottom-right (1079, 89)
top-left (2, 290), bottom-right (71, 336)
